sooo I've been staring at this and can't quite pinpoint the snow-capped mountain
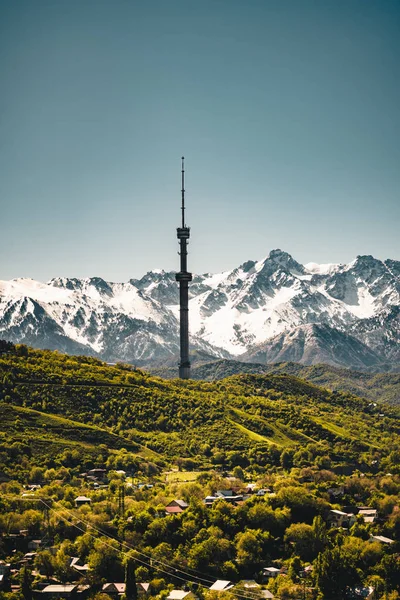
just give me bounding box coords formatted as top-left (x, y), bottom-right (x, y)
top-left (0, 250), bottom-right (399, 370)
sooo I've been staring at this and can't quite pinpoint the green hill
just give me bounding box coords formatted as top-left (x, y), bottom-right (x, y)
top-left (0, 343), bottom-right (399, 480)
top-left (151, 359), bottom-right (400, 405)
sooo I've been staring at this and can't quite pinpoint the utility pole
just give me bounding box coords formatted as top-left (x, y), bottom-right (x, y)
top-left (118, 484), bottom-right (125, 517)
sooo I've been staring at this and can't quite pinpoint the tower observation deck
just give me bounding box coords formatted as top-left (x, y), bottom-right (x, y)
top-left (176, 157), bottom-right (192, 379)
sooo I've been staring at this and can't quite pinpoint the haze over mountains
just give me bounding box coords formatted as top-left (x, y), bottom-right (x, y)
top-left (0, 249), bottom-right (399, 371)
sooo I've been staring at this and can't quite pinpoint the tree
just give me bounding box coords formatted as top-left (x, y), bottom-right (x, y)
top-left (88, 538), bottom-right (123, 581)
top-left (235, 528), bottom-right (271, 571)
top-left (135, 566), bottom-right (150, 582)
top-left (124, 556), bottom-right (138, 600)
top-left (312, 515), bottom-right (328, 555)
top-left (34, 550), bottom-right (55, 579)
top-left (284, 522), bottom-right (315, 561)
top-left (20, 566), bottom-right (33, 600)
top-left (232, 466), bottom-right (245, 481)
top-left (54, 542), bottom-right (75, 583)
top-left (315, 545), bottom-right (360, 600)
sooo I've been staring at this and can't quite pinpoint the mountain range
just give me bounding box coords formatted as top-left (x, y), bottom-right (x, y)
top-left (0, 249), bottom-right (399, 371)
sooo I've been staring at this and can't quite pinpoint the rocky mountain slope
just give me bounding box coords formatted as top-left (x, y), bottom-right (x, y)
top-left (0, 250), bottom-right (399, 369)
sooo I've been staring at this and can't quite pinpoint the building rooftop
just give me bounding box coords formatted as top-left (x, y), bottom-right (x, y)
top-left (209, 580), bottom-right (234, 591)
top-left (42, 585), bottom-right (77, 593)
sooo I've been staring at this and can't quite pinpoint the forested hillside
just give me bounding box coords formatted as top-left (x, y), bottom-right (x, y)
top-left (1, 342), bottom-right (399, 478)
top-left (151, 359), bottom-right (400, 406)
top-left (1, 342), bottom-right (400, 600)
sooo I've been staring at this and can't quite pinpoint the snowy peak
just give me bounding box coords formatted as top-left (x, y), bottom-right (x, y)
top-left (264, 248), bottom-right (305, 275)
top-left (0, 250), bottom-right (399, 370)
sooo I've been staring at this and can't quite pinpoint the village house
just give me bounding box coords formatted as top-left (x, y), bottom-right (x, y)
top-left (74, 496), bottom-right (91, 508)
top-left (87, 468), bottom-right (107, 481)
top-left (241, 580), bottom-right (260, 589)
top-left (204, 495), bottom-right (218, 507)
top-left (209, 580), bottom-right (234, 591)
top-left (166, 590), bottom-right (198, 600)
top-left (70, 557), bottom-right (90, 573)
top-left (260, 592), bottom-right (274, 599)
top-left (165, 499), bottom-right (188, 515)
top-left (358, 508), bottom-right (378, 524)
top-left (0, 561), bottom-right (10, 591)
top-left (347, 586), bottom-right (375, 599)
top-left (28, 539), bottom-right (42, 551)
top-left (102, 583), bottom-right (125, 598)
top-left (300, 565), bottom-right (313, 578)
top-left (327, 509), bottom-right (356, 528)
top-left (137, 582), bottom-right (151, 596)
top-left (262, 567), bottom-right (281, 579)
top-left (327, 487), bottom-right (345, 501)
top-left (369, 535), bottom-right (394, 545)
top-left (115, 470), bottom-right (127, 478)
top-left (203, 491), bottom-right (245, 506)
top-left (20, 552), bottom-right (37, 566)
top-left (40, 584), bottom-right (91, 598)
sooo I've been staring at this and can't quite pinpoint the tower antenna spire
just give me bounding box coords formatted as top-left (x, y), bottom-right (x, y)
top-left (181, 156), bottom-right (185, 228)
top-left (176, 156), bottom-right (192, 379)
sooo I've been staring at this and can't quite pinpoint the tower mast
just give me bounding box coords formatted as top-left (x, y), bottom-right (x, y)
top-left (175, 157), bottom-right (192, 379)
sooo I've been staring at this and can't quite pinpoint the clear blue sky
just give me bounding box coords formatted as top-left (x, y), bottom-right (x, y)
top-left (1, 0), bottom-right (399, 281)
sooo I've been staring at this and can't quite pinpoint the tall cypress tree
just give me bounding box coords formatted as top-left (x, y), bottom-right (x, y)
top-left (20, 566), bottom-right (33, 600)
top-left (125, 557), bottom-right (138, 600)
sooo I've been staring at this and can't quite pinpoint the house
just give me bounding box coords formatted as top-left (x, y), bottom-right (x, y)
top-left (328, 509), bottom-right (356, 528)
top-left (369, 535), bottom-right (394, 545)
top-left (347, 586), bottom-right (374, 599)
top-left (0, 561), bottom-right (10, 590)
top-left (260, 592), bottom-right (274, 599)
top-left (102, 583), bottom-right (126, 598)
top-left (41, 584), bottom-right (91, 598)
top-left (75, 496), bottom-right (91, 508)
top-left (166, 591), bottom-right (197, 600)
top-left (165, 500), bottom-right (189, 515)
top-left (358, 508), bottom-right (378, 524)
top-left (28, 539), bottom-right (42, 551)
top-left (262, 567), bottom-right (281, 579)
top-left (138, 483), bottom-right (153, 490)
top-left (137, 582), bottom-right (150, 596)
top-left (215, 490), bottom-right (244, 504)
top-left (27, 484), bottom-right (42, 492)
top-left (21, 552), bottom-right (37, 565)
top-left (245, 483), bottom-right (257, 493)
top-left (327, 487), bottom-right (345, 500)
top-left (209, 580), bottom-right (234, 591)
top-left (241, 580), bottom-right (260, 589)
top-left (87, 468), bottom-right (107, 481)
top-left (299, 565), bottom-right (313, 578)
top-left (204, 495), bottom-right (218, 507)
top-left (256, 488), bottom-right (271, 496)
top-left (70, 557), bottom-right (90, 573)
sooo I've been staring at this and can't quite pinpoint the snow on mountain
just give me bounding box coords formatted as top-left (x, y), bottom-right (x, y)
top-left (304, 262), bottom-right (341, 275)
top-left (241, 323), bottom-right (384, 369)
top-left (0, 250), bottom-right (399, 370)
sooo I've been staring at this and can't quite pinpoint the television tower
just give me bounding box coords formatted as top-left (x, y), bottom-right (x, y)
top-left (176, 157), bottom-right (192, 379)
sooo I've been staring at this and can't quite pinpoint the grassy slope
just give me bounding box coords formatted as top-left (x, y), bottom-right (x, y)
top-left (0, 345), bottom-right (399, 465)
top-left (0, 400), bottom-right (159, 468)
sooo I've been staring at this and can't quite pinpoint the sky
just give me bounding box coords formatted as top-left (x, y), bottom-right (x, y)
top-left (1, 0), bottom-right (399, 282)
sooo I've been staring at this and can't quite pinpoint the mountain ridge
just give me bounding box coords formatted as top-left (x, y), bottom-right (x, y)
top-left (1, 249), bottom-right (399, 370)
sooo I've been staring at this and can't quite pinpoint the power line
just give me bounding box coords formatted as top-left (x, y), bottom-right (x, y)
top-left (39, 499), bottom-right (278, 600)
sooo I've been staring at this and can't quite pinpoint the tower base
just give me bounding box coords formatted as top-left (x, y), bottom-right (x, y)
top-left (179, 363), bottom-right (191, 379)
